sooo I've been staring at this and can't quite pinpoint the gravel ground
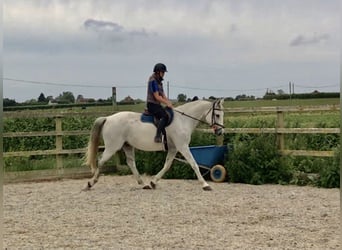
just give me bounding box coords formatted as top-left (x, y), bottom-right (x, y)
top-left (4, 175), bottom-right (340, 249)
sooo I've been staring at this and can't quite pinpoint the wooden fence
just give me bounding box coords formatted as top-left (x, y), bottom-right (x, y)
top-left (224, 105), bottom-right (340, 157)
top-left (3, 105), bottom-right (340, 183)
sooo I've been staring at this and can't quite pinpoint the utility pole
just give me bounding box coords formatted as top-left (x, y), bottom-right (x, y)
top-left (289, 82), bottom-right (292, 100)
top-left (112, 86), bottom-right (117, 109)
top-left (167, 81), bottom-right (170, 98)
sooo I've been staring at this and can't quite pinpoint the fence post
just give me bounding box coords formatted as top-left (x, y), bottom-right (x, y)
top-left (276, 111), bottom-right (285, 152)
top-left (55, 116), bottom-right (63, 172)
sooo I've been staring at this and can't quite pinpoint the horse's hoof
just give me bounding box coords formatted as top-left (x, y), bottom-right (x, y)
top-left (143, 185), bottom-right (152, 190)
top-left (150, 181), bottom-right (156, 189)
top-left (81, 182), bottom-right (92, 191)
top-left (203, 186), bottom-right (212, 191)
top-left (82, 186), bottom-right (91, 192)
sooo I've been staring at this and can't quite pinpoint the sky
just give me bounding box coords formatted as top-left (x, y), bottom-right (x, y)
top-left (3, 0), bottom-right (340, 102)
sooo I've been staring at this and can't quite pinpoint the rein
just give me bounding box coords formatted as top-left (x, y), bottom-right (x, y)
top-left (174, 101), bottom-right (225, 129)
top-left (174, 109), bottom-right (210, 126)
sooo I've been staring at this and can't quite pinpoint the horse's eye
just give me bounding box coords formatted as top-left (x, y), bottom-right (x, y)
top-left (215, 114), bottom-right (220, 118)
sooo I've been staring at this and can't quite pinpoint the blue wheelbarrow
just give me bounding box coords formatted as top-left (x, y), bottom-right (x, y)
top-left (175, 145), bottom-right (228, 182)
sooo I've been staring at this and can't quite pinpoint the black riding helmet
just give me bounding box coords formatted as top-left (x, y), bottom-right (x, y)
top-left (153, 63), bottom-right (168, 73)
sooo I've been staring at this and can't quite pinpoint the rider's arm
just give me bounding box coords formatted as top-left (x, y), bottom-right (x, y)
top-left (152, 92), bottom-right (173, 108)
top-left (150, 81), bottom-right (173, 108)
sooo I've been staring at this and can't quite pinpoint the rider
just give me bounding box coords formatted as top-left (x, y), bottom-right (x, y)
top-left (146, 63), bottom-right (173, 143)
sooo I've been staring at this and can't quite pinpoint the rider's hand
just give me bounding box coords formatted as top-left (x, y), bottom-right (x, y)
top-left (167, 101), bottom-right (174, 108)
top-left (163, 98), bottom-right (173, 108)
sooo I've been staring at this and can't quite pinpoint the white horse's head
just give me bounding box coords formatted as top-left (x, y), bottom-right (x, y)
top-left (204, 99), bottom-right (225, 135)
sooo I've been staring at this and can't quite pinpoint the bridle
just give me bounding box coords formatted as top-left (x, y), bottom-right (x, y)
top-left (174, 100), bottom-right (225, 131)
top-left (209, 102), bottom-right (225, 130)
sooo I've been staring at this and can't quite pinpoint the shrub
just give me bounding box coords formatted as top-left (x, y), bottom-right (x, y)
top-left (227, 134), bottom-right (292, 185)
top-left (316, 147), bottom-right (340, 188)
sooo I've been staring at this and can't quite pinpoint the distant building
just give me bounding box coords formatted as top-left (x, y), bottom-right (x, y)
top-left (120, 96), bottom-right (135, 104)
top-left (76, 95), bottom-right (95, 103)
top-left (48, 100), bottom-right (58, 106)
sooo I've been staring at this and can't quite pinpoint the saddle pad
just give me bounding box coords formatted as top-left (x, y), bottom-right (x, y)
top-left (140, 114), bottom-right (155, 123)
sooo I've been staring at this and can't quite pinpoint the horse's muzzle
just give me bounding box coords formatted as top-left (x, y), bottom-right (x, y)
top-left (212, 125), bottom-right (224, 136)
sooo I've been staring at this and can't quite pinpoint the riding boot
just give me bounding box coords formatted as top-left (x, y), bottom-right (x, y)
top-left (155, 118), bottom-right (166, 143)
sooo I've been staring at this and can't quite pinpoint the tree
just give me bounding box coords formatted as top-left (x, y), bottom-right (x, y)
top-left (177, 93), bottom-right (187, 102)
top-left (3, 98), bottom-right (17, 107)
top-left (235, 94), bottom-right (246, 100)
top-left (76, 95), bottom-right (84, 102)
top-left (277, 89), bottom-right (285, 95)
top-left (224, 97), bottom-right (234, 101)
top-left (38, 93), bottom-right (47, 103)
top-left (24, 99), bottom-right (38, 104)
top-left (46, 96), bottom-right (54, 101)
top-left (57, 91), bottom-right (75, 104)
top-left (235, 94), bottom-right (255, 101)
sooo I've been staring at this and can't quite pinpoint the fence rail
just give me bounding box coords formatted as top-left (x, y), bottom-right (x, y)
top-left (3, 105), bottom-right (340, 183)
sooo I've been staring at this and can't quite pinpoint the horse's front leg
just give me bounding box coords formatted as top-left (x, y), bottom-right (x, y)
top-left (150, 148), bottom-right (177, 189)
top-left (179, 146), bottom-right (212, 191)
top-left (122, 144), bottom-right (144, 186)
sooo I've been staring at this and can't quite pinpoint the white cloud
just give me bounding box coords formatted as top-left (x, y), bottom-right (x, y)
top-left (3, 0), bottom-right (340, 101)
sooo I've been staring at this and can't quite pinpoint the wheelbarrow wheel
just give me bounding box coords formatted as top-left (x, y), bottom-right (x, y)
top-left (210, 165), bottom-right (227, 182)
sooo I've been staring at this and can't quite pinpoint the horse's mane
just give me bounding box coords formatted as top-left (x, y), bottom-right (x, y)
top-left (175, 100), bottom-right (211, 112)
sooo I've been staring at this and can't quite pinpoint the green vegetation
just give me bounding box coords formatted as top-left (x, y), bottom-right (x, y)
top-left (224, 98), bottom-right (339, 108)
top-left (3, 98), bottom-right (340, 188)
top-left (226, 134), bottom-right (339, 188)
top-left (263, 92), bottom-right (339, 100)
top-left (227, 134), bottom-right (292, 185)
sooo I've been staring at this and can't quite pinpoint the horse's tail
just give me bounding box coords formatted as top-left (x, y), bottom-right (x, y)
top-left (84, 117), bottom-right (107, 173)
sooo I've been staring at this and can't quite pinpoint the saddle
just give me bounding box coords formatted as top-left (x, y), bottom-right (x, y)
top-left (141, 107), bottom-right (174, 150)
top-left (140, 107), bottom-right (174, 127)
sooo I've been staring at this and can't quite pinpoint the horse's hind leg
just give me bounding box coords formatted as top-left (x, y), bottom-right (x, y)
top-left (150, 147), bottom-right (177, 188)
top-left (122, 144), bottom-right (144, 185)
top-left (87, 147), bottom-right (119, 189)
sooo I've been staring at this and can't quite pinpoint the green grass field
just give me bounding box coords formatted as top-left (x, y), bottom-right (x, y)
top-left (91, 98), bottom-right (340, 111)
top-left (5, 98), bottom-right (339, 114)
top-left (223, 98), bottom-right (340, 108)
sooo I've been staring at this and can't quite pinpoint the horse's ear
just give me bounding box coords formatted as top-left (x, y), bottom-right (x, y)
top-left (218, 98), bottom-right (224, 107)
top-left (213, 98), bottom-right (224, 109)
